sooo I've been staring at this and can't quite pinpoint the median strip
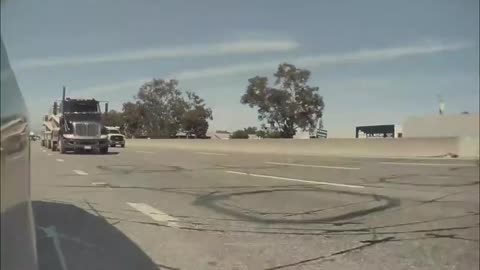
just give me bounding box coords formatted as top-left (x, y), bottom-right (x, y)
top-left (127, 202), bottom-right (178, 227)
top-left (380, 162), bottom-right (476, 167)
top-left (73, 170), bottom-right (88, 176)
top-left (195, 152), bottom-right (228, 156)
top-left (225, 170), bottom-right (365, 189)
top-left (266, 161), bottom-right (360, 170)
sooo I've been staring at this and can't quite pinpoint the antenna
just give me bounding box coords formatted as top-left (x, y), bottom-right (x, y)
top-left (437, 94), bottom-right (445, 115)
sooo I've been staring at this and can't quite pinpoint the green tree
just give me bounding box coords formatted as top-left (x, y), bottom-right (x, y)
top-left (243, 126), bottom-right (257, 134)
top-left (102, 110), bottom-right (124, 128)
top-left (255, 130), bottom-right (266, 138)
top-left (122, 101), bottom-right (145, 137)
top-left (230, 129), bottom-right (249, 139)
top-left (241, 63), bottom-right (325, 138)
top-left (135, 79), bottom-right (187, 137)
top-left (122, 79), bottom-right (213, 138)
top-left (182, 92), bottom-right (213, 138)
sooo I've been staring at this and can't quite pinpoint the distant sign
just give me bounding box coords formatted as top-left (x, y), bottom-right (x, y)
top-left (356, 125), bottom-right (395, 138)
top-left (317, 129), bottom-right (328, 138)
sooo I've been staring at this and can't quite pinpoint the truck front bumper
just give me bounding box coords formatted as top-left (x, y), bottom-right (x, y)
top-left (63, 138), bottom-right (109, 150)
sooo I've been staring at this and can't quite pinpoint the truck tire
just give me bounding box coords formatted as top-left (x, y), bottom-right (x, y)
top-left (47, 140), bottom-right (52, 149)
top-left (51, 142), bottom-right (57, 151)
top-left (59, 138), bottom-right (66, 154)
top-left (41, 139), bottom-right (45, 147)
top-left (100, 147), bottom-right (108, 154)
top-left (121, 144), bottom-right (125, 148)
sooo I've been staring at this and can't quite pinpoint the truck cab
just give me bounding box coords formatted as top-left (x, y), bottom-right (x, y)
top-left (43, 96), bottom-right (110, 154)
top-left (58, 98), bottom-right (109, 153)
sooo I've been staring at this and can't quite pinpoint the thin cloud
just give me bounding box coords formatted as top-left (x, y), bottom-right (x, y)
top-left (80, 41), bottom-right (471, 94)
top-left (14, 39), bottom-right (299, 70)
top-left (170, 41), bottom-right (472, 79)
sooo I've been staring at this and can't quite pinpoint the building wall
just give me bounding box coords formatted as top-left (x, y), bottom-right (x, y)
top-left (402, 114), bottom-right (479, 138)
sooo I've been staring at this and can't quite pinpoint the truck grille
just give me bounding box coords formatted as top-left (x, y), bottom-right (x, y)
top-left (74, 122), bottom-right (100, 137)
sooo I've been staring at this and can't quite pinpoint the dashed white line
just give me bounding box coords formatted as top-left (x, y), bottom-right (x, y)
top-left (266, 161), bottom-right (360, 170)
top-left (380, 162), bottom-right (476, 167)
top-left (127, 202), bottom-right (178, 227)
top-left (225, 170), bottom-right (365, 189)
top-left (195, 152), bottom-right (228, 156)
top-left (56, 159), bottom-right (64, 162)
top-left (91, 182), bottom-right (107, 186)
top-left (47, 153), bottom-right (52, 156)
top-left (42, 150), bottom-right (46, 153)
top-left (135, 150), bottom-right (154, 154)
top-left (73, 170), bottom-right (88, 176)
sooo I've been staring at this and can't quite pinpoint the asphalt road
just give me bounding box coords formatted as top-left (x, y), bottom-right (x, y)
top-left (30, 141), bottom-right (479, 270)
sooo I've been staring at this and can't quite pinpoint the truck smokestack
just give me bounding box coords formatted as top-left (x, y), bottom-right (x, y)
top-left (105, 103), bottom-right (109, 115)
top-left (53, 102), bottom-right (58, 115)
top-left (62, 86), bottom-right (66, 101)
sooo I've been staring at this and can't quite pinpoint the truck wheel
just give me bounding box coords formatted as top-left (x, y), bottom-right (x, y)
top-left (41, 140), bottom-right (45, 147)
top-left (51, 142), bottom-right (57, 151)
top-left (47, 140), bottom-right (52, 149)
top-left (100, 147), bottom-right (108, 154)
top-left (121, 144), bottom-right (125, 148)
top-left (59, 138), bottom-right (66, 154)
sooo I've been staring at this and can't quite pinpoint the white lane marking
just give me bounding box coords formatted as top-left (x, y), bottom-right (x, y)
top-left (127, 202), bottom-right (178, 227)
top-left (56, 159), bottom-right (64, 162)
top-left (91, 182), bottom-right (107, 186)
top-left (47, 153), bottom-right (52, 156)
top-left (225, 170), bottom-right (364, 189)
top-left (380, 162), bottom-right (476, 167)
top-left (135, 150), bottom-right (154, 154)
top-left (42, 150), bottom-right (46, 153)
top-left (266, 161), bottom-right (360, 170)
top-left (195, 151), bottom-right (228, 156)
top-left (73, 170), bottom-right (88, 176)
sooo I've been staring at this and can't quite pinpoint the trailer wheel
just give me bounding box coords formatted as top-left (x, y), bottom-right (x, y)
top-left (47, 140), bottom-right (52, 149)
top-left (51, 142), bottom-right (57, 151)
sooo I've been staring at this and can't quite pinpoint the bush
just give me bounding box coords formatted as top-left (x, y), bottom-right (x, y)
top-left (230, 130), bottom-right (249, 139)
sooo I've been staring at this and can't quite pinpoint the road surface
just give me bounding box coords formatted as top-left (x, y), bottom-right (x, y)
top-left (31, 142), bottom-right (479, 270)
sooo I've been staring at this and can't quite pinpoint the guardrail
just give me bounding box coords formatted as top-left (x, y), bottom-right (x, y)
top-left (126, 137), bottom-right (479, 158)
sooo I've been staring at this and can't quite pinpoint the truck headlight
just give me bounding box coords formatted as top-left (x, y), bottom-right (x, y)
top-left (63, 134), bottom-right (75, 139)
top-left (100, 135), bottom-right (108, 139)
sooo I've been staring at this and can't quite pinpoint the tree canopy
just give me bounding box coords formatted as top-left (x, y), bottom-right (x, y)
top-left (110, 79), bottom-right (212, 138)
top-left (241, 63), bottom-right (324, 138)
top-left (102, 110), bottom-right (124, 129)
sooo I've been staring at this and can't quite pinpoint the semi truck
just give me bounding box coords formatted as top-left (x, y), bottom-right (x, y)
top-left (41, 87), bottom-right (109, 154)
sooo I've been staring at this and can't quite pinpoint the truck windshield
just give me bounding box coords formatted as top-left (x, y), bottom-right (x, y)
top-left (108, 130), bottom-right (120, 134)
top-left (63, 100), bottom-right (99, 113)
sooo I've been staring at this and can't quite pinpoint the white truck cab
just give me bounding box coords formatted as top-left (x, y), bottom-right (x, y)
top-left (105, 126), bottom-right (125, 147)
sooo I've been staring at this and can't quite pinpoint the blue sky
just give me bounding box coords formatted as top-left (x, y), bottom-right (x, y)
top-left (1, 0), bottom-right (478, 137)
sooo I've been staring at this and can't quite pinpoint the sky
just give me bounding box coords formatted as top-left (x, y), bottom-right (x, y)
top-left (1, 0), bottom-right (478, 137)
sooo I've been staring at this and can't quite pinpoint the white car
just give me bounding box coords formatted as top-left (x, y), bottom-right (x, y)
top-left (105, 126), bottom-right (125, 147)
